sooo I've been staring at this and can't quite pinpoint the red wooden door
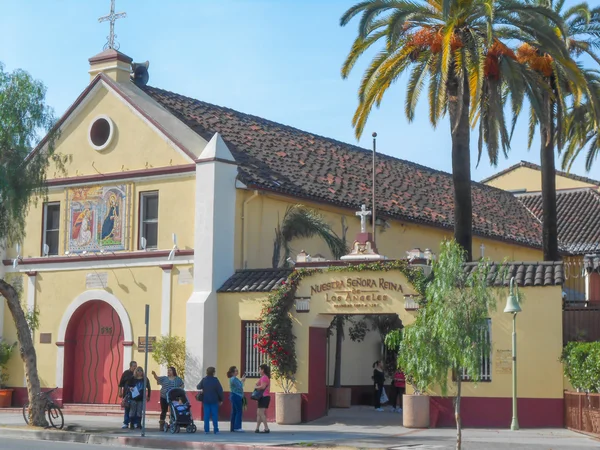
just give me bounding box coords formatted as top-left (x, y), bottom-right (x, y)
top-left (72, 301), bottom-right (124, 404)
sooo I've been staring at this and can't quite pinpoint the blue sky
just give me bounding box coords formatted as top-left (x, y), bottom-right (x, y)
top-left (1, 0), bottom-right (597, 182)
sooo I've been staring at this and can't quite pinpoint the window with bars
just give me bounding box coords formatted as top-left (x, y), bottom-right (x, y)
top-left (139, 192), bottom-right (158, 249)
top-left (43, 203), bottom-right (60, 256)
top-left (241, 321), bottom-right (266, 378)
top-left (461, 319), bottom-right (492, 382)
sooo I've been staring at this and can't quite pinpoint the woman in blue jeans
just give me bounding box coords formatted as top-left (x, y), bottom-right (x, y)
top-left (227, 366), bottom-right (246, 432)
top-left (197, 367), bottom-right (224, 434)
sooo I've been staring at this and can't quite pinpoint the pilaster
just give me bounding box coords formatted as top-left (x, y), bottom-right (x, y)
top-left (186, 133), bottom-right (237, 382)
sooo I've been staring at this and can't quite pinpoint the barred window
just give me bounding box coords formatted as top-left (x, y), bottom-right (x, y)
top-left (461, 319), bottom-right (492, 382)
top-left (241, 321), bottom-right (266, 378)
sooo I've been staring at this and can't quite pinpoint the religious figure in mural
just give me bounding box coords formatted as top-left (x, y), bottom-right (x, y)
top-left (72, 206), bottom-right (93, 246)
top-left (67, 184), bottom-right (130, 253)
top-left (101, 193), bottom-right (120, 241)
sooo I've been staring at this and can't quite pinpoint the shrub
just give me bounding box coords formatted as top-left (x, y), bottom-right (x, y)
top-left (0, 339), bottom-right (17, 388)
top-left (561, 341), bottom-right (600, 393)
top-left (151, 336), bottom-right (186, 379)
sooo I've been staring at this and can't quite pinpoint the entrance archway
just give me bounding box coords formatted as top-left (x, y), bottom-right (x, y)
top-left (57, 290), bottom-right (133, 404)
top-left (64, 301), bottom-right (124, 404)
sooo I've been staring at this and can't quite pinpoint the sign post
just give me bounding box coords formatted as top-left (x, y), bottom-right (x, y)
top-left (141, 304), bottom-right (150, 437)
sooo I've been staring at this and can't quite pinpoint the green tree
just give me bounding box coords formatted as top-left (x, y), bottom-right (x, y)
top-left (0, 62), bottom-right (64, 427)
top-left (386, 240), bottom-right (506, 450)
top-left (151, 336), bottom-right (187, 379)
top-left (340, 0), bottom-right (570, 261)
top-left (272, 205), bottom-right (347, 267)
top-left (518, 0), bottom-right (599, 260)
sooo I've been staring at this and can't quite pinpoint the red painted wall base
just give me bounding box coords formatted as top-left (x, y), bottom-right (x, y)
top-left (11, 387), bottom-right (64, 408)
top-left (430, 396), bottom-right (564, 428)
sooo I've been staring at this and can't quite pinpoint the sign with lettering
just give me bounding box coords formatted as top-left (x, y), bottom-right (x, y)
top-left (495, 349), bottom-right (512, 374)
top-left (310, 277), bottom-right (404, 308)
top-left (86, 272), bottom-right (108, 289)
top-left (138, 336), bottom-right (156, 353)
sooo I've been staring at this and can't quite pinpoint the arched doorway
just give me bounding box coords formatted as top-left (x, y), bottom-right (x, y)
top-left (63, 300), bottom-right (124, 404)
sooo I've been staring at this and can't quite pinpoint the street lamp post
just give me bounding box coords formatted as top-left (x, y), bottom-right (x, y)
top-left (504, 277), bottom-right (522, 431)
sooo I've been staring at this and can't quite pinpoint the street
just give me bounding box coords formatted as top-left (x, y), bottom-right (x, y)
top-left (1, 436), bottom-right (170, 450)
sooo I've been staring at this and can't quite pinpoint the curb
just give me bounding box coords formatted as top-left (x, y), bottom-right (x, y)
top-left (0, 427), bottom-right (302, 450)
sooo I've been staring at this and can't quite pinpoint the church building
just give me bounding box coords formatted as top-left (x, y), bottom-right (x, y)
top-left (0, 45), bottom-right (567, 427)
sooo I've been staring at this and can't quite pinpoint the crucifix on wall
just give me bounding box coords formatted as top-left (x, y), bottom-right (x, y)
top-left (356, 204), bottom-right (372, 233)
top-left (99, 0), bottom-right (127, 50)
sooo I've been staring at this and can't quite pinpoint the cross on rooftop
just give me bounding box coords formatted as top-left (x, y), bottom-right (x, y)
top-left (356, 204), bottom-right (372, 233)
top-left (99, 0), bottom-right (126, 50)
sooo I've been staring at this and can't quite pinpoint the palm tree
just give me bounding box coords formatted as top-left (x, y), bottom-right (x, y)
top-left (562, 69), bottom-right (600, 171)
top-left (517, 0), bottom-right (598, 260)
top-left (272, 205), bottom-right (347, 268)
top-left (340, 0), bottom-right (570, 261)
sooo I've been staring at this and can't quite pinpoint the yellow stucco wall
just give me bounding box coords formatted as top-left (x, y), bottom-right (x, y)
top-left (236, 190), bottom-right (542, 270)
top-left (485, 166), bottom-right (597, 192)
top-left (217, 273), bottom-right (564, 400)
top-left (47, 85), bottom-right (190, 179)
top-left (3, 264), bottom-right (192, 387)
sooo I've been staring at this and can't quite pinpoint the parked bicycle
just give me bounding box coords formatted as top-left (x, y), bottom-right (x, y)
top-left (22, 387), bottom-right (64, 429)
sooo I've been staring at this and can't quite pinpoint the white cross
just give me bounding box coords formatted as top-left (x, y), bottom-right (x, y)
top-left (356, 204), bottom-right (372, 233)
top-left (480, 243), bottom-right (485, 258)
top-left (99, 0), bottom-right (127, 50)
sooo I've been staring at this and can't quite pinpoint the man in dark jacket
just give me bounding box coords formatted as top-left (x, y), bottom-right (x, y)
top-left (118, 361), bottom-right (137, 429)
top-left (197, 367), bottom-right (223, 434)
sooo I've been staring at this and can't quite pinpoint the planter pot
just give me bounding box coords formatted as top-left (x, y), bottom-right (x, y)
top-left (275, 393), bottom-right (302, 425)
top-left (329, 387), bottom-right (351, 408)
top-left (0, 389), bottom-right (13, 408)
top-left (402, 394), bottom-right (429, 428)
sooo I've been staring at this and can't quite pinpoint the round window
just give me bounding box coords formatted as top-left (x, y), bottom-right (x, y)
top-left (88, 115), bottom-right (114, 151)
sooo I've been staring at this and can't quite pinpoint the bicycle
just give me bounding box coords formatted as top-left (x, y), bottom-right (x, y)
top-left (22, 387), bottom-right (64, 429)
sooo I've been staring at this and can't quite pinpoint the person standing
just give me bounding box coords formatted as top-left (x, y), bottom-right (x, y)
top-left (127, 367), bottom-right (151, 429)
top-left (254, 364), bottom-right (271, 433)
top-left (197, 367), bottom-right (224, 434)
top-left (391, 369), bottom-right (406, 413)
top-left (118, 361), bottom-right (137, 429)
top-left (372, 360), bottom-right (385, 412)
top-left (151, 367), bottom-right (184, 431)
top-left (227, 366), bottom-right (246, 432)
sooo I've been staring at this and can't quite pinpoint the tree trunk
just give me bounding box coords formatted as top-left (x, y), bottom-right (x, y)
top-left (455, 376), bottom-right (462, 450)
top-left (540, 91), bottom-right (560, 261)
top-left (333, 316), bottom-right (343, 388)
top-left (447, 70), bottom-right (473, 261)
top-left (0, 279), bottom-right (48, 427)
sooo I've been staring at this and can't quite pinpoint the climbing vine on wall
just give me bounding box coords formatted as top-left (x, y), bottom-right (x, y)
top-left (254, 260), bottom-right (428, 392)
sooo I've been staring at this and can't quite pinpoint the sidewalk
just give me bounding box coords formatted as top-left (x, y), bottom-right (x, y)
top-left (0, 406), bottom-right (597, 449)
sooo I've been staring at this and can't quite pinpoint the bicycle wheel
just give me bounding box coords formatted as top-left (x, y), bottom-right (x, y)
top-left (22, 403), bottom-right (30, 425)
top-left (47, 405), bottom-right (64, 429)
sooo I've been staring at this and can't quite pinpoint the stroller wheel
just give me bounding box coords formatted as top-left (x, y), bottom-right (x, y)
top-left (191, 424), bottom-right (197, 433)
top-left (186, 425), bottom-right (193, 433)
top-left (169, 423), bottom-right (177, 434)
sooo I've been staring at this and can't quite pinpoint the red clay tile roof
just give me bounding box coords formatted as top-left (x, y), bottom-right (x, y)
top-left (218, 268), bottom-right (293, 293)
top-left (143, 85), bottom-right (543, 248)
top-left (218, 261), bottom-right (563, 292)
top-left (517, 188), bottom-right (600, 255)
top-left (481, 160), bottom-right (600, 187)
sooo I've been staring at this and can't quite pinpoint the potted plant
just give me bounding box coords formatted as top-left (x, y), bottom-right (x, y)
top-left (0, 339), bottom-right (17, 407)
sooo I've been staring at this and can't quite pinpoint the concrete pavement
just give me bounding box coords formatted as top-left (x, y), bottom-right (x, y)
top-left (0, 406), bottom-right (597, 449)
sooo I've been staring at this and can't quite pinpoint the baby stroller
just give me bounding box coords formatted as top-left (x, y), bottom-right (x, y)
top-left (164, 388), bottom-right (197, 433)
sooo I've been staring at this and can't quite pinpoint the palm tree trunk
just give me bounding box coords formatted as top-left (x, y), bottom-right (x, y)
top-left (333, 316), bottom-right (343, 388)
top-left (448, 71), bottom-right (473, 261)
top-left (0, 279), bottom-right (48, 427)
top-left (540, 91), bottom-right (560, 261)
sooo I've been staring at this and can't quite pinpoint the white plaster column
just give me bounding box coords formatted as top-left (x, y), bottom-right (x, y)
top-left (160, 265), bottom-right (173, 376)
top-left (0, 244), bottom-right (6, 339)
top-left (186, 133), bottom-right (237, 383)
